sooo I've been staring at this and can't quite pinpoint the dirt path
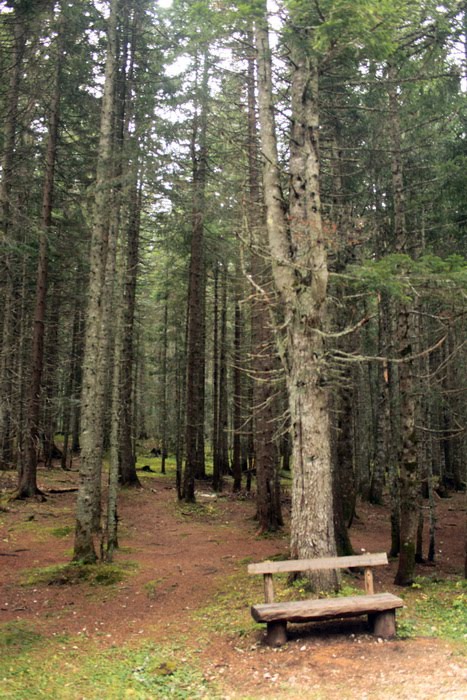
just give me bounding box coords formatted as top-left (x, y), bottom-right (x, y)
top-left (1, 467), bottom-right (466, 699)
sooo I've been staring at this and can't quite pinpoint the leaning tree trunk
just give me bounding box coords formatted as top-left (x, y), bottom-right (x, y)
top-left (255, 8), bottom-right (338, 591)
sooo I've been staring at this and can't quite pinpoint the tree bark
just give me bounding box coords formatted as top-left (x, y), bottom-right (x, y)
top-left (119, 178), bottom-right (142, 487)
top-left (232, 293), bottom-right (243, 493)
top-left (19, 9), bottom-right (64, 496)
top-left (246, 39), bottom-right (282, 531)
top-left (216, 266), bottom-right (229, 490)
top-left (183, 50), bottom-right (209, 501)
top-left (255, 9), bottom-right (338, 590)
top-left (212, 263), bottom-right (220, 489)
top-left (0, 5), bottom-right (28, 470)
top-left (388, 65), bottom-right (420, 586)
top-left (74, 0), bottom-right (120, 563)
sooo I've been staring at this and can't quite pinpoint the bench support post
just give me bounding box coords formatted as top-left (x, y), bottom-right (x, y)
top-left (364, 567), bottom-right (374, 594)
top-left (369, 610), bottom-right (396, 638)
top-left (265, 621), bottom-right (287, 647)
top-left (263, 573), bottom-right (274, 603)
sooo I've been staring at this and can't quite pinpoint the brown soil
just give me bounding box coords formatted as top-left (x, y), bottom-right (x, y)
top-left (1, 465), bottom-right (466, 699)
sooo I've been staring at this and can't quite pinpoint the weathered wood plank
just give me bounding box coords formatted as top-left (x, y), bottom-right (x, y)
top-left (251, 593), bottom-right (403, 623)
top-left (248, 552), bottom-right (388, 576)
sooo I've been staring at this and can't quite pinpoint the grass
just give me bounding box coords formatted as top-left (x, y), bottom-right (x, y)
top-left (143, 578), bottom-right (165, 600)
top-left (175, 501), bottom-right (220, 521)
top-left (50, 525), bottom-right (74, 538)
top-left (20, 561), bottom-right (136, 587)
top-left (0, 637), bottom-right (216, 700)
top-left (0, 621), bottom-right (45, 654)
top-left (398, 576), bottom-right (467, 643)
top-left (193, 570), bottom-right (263, 639)
top-left (2, 572), bottom-right (465, 700)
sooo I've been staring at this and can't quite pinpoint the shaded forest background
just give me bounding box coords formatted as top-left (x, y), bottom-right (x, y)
top-left (0, 0), bottom-right (466, 582)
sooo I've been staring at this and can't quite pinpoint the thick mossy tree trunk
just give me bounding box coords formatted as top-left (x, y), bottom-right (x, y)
top-left (74, 0), bottom-right (120, 563)
top-left (255, 8), bottom-right (338, 591)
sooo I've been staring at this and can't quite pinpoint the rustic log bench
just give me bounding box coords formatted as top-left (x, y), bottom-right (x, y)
top-left (248, 553), bottom-right (403, 646)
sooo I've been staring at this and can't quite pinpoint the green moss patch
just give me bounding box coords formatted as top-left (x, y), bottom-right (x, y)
top-left (176, 502), bottom-right (219, 521)
top-left (20, 561), bottom-right (136, 587)
top-left (50, 525), bottom-right (74, 538)
top-left (0, 621), bottom-right (44, 654)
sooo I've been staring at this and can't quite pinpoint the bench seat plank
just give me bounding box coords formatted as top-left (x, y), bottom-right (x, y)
top-left (248, 553), bottom-right (388, 576)
top-left (251, 592), bottom-right (403, 624)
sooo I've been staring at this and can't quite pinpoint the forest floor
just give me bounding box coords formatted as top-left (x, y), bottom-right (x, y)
top-left (0, 462), bottom-right (466, 699)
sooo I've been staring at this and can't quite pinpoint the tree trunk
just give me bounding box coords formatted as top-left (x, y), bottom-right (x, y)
top-left (0, 6), bottom-right (27, 470)
top-left (246, 40), bottom-right (282, 530)
top-left (388, 65), bottom-right (420, 586)
top-left (61, 285), bottom-right (83, 470)
top-left (232, 294), bottom-right (243, 493)
top-left (394, 306), bottom-right (419, 585)
top-left (216, 266), bottom-right (229, 490)
top-left (19, 12), bottom-right (63, 496)
top-left (42, 291), bottom-right (61, 468)
top-left (255, 9), bottom-right (338, 590)
top-left (183, 50), bottom-right (209, 501)
top-left (119, 178), bottom-right (142, 487)
top-left (212, 263), bottom-right (220, 489)
top-left (370, 294), bottom-right (391, 505)
top-left (160, 291), bottom-right (169, 476)
top-left (74, 0), bottom-right (120, 563)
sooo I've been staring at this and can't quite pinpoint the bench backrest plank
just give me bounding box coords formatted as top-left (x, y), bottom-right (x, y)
top-left (248, 552), bottom-right (388, 576)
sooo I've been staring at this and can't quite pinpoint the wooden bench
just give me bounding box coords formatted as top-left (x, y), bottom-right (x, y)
top-left (248, 553), bottom-right (403, 646)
